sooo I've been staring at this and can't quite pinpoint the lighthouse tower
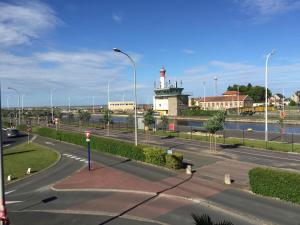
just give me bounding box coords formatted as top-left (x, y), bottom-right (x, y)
top-left (160, 67), bottom-right (166, 89)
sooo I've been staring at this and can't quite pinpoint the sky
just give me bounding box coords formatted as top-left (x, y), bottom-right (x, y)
top-left (0, 0), bottom-right (300, 107)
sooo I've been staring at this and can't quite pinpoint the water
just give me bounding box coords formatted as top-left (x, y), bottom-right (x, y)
top-left (87, 115), bottom-right (300, 134)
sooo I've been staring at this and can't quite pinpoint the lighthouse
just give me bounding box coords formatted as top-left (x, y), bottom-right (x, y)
top-left (160, 67), bottom-right (166, 89)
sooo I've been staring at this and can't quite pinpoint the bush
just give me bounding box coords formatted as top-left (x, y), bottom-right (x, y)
top-left (143, 147), bottom-right (166, 166)
top-left (249, 167), bottom-right (300, 204)
top-left (165, 152), bottom-right (183, 169)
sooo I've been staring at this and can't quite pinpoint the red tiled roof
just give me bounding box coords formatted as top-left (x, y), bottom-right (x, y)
top-left (223, 91), bottom-right (240, 95)
top-left (194, 95), bottom-right (248, 102)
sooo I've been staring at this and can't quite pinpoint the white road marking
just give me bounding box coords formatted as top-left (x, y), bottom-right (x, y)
top-left (6, 201), bottom-right (22, 205)
top-left (80, 159), bottom-right (85, 162)
top-left (30, 135), bottom-right (37, 142)
top-left (70, 156), bottom-right (76, 159)
top-left (5, 190), bottom-right (15, 195)
top-left (84, 161), bottom-right (89, 163)
top-left (45, 141), bottom-right (55, 146)
top-left (74, 157), bottom-right (81, 160)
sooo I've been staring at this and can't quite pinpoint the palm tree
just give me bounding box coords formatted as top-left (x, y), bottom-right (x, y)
top-left (191, 213), bottom-right (234, 225)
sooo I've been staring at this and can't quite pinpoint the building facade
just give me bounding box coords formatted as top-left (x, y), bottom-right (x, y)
top-left (291, 91), bottom-right (300, 105)
top-left (153, 67), bottom-right (189, 116)
top-left (108, 101), bottom-right (135, 112)
top-left (191, 91), bottom-right (253, 110)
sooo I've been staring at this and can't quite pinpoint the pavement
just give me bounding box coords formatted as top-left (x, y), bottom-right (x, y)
top-left (5, 135), bottom-right (300, 225)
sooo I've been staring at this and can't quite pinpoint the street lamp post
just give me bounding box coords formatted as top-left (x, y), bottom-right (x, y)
top-left (50, 88), bottom-right (55, 123)
top-left (265, 50), bottom-right (275, 142)
top-left (8, 87), bottom-right (21, 126)
top-left (203, 81), bottom-right (206, 110)
top-left (113, 48), bottom-right (138, 146)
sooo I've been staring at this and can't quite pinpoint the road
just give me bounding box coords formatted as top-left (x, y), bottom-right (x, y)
top-left (59, 124), bottom-right (300, 172)
top-left (2, 129), bottom-right (30, 148)
top-left (5, 134), bottom-right (300, 225)
top-left (5, 136), bottom-right (255, 225)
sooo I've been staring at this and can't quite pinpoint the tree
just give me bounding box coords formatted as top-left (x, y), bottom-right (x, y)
top-left (160, 115), bottom-right (169, 131)
top-left (227, 83), bottom-right (271, 102)
top-left (78, 110), bottom-right (91, 124)
top-left (205, 111), bottom-right (225, 152)
top-left (289, 100), bottom-right (296, 106)
top-left (192, 213), bottom-right (234, 225)
top-left (143, 109), bottom-right (155, 130)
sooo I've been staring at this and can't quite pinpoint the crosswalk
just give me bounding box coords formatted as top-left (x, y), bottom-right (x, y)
top-left (62, 153), bottom-right (89, 164)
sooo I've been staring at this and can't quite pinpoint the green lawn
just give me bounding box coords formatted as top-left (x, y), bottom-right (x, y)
top-left (4, 142), bottom-right (59, 182)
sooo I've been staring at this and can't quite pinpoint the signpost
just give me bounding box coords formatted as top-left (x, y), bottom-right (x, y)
top-left (85, 131), bottom-right (91, 171)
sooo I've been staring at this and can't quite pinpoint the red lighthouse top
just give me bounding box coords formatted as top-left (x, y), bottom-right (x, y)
top-left (160, 66), bottom-right (166, 77)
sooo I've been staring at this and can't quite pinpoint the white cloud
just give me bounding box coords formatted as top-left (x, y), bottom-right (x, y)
top-left (235, 0), bottom-right (300, 22)
top-left (0, 50), bottom-right (143, 106)
top-left (112, 13), bottom-right (122, 23)
top-left (0, 1), bottom-right (59, 47)
top-left (181, 49), bottom-right (195, 54)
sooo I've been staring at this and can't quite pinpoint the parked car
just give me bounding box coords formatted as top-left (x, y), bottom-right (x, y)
top-left (6, 128), bottom-right (20, 138)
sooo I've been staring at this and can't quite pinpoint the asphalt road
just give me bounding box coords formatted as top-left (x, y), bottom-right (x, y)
top-left (2, 129), bottom-right (30, 148)
top-left (5, 135), bottom-right (300, 225)
top-left (4, 136), bottom-right (253, 225)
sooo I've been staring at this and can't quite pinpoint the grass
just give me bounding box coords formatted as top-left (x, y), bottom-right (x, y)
top-left (4, 142), bottom-right (59, 182)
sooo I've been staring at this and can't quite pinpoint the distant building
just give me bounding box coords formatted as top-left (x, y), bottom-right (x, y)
top-left (191, 91), bottom-right (253, 110)
top-left (108, 101), bottom-right (135, 112)
top-left (291, 91), bottom-right (300, 105)
top-left (269, 93), bottom-right (289, 108)
top-left (153, 67), bottom-right (189, 116)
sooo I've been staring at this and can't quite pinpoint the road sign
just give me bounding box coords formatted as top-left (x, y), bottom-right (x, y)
top-left (54, 118), bottom-right (59, 124)
top-left (169, 123), bottom-right (175, 131)
top-left (26, 127), bottom-right (32, 133)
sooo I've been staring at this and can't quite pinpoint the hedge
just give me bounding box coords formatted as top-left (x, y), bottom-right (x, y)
top-left (165, 153), bottom-right (183, 169)
top-left (32, 127), bottom-right (145, 161)
top-left (144, 147), bottom-right (166, 166)
top-left (249, 167), bottom-right (300, 204)
top-left (32, 127), bottom-right (184, 169)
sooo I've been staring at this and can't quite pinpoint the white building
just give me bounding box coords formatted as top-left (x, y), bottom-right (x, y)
top-left (108, 101), bottom-right (135, 112)
top-left (153, 67), bottom-right (189, 116)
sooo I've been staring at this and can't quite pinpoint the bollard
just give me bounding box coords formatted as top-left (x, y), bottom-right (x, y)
top-left (224, 173), bottom-right (231, 185)
top-left (7, 175), bottom-right (12, 181)
top-left (186, 165), bottom-right (192, 175)
top-left (26, 168), bottom-right (31, 175)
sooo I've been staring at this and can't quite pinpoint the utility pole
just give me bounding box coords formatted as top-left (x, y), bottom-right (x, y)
top-left (68, 97), bottom-right (71, 113)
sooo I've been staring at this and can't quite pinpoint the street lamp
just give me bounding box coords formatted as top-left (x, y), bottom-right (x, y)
top-left (8, 87), bottom-right (21, 126)
top-left (50, 88), bottom-right (56, 123)
top-left (265, 49), bottom-right (275, 142)
top-left (113, 48), bottom-right (138, 146)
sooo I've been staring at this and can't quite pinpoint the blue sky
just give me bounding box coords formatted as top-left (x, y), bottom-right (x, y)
top-left (0, 0), bottom-right (300, 107)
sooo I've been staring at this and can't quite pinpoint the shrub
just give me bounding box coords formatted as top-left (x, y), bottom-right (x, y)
top-left (249, 167), bottom-right (300, 204)
top-left (143, 147), bottom-right (166, 166)
top-left (165, 152), bottom-right (183, 169)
